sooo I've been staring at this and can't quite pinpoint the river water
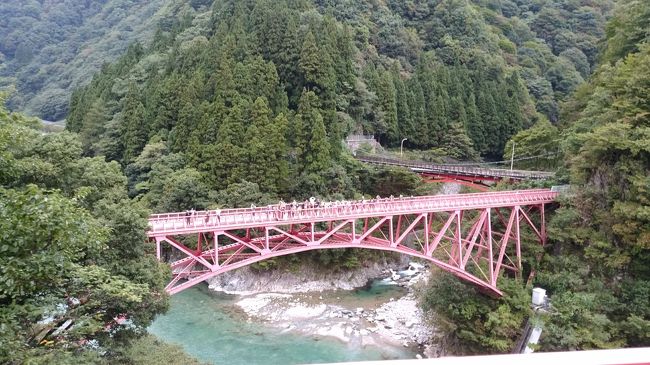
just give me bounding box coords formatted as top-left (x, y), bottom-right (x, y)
top-left (148, 281), bottom-right (415, 365)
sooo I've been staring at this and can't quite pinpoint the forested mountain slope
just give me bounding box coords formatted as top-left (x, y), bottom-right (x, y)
top-left (64, 0), bottom-right (613, 214)
top-left (68, 0), bottom-right (613, 156)
top-left (0, 0), bottom-right (211, 121)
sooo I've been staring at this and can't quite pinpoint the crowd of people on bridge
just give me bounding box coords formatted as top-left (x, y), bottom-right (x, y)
top-left (179, 195), bottom-right (409, 226)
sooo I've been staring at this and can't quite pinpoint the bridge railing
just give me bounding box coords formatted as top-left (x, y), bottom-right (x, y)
top-left (356, 156), bottom-right (554, 180)
top-left (148, 189), bottom-right (558, 235)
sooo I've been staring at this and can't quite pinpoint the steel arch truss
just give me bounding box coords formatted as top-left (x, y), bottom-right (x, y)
top-left (152, 203), bottom-right (548, 296)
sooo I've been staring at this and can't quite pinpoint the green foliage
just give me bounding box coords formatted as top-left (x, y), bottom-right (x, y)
top-left (209, 181), bottom-right (275, 208)
top-left (602, 0), bottom-right (650, 64)
top-left (430, 121), bottom-right (479, 161)
top-left (541, 290), bottom-right (623, 350)
top-left (420, 272), bottom-right (531, 354)
top-left (503, 118), bottom-right (560, 170)
top-left (5, 0), bottom-right (646, 357)
top-left (420, 8), bottom-right (649, 349)
top-left (121, 84), bottom-right (149, 163)
top-left (300, 29), bottom-right (335, 96)
top-left (304, 101), bottom-right (332, 174)
top-left (0, 102), bottom-right (168, 362)
top-left (0, 186), bottom-right (106, 301)
top-left (117, 334), bottom-right (208, 365)
top-left (149, 167), bottom-right (210, 212)
top-left (360, 167), bottom-right (423, 197)
top-left (535, 0), bottom-right (650, 351)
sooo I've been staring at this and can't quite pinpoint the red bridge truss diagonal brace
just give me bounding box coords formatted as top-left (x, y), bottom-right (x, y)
top-left (148, 189), bottom-right (558, 296)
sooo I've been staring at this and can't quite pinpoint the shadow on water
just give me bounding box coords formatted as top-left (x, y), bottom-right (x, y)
top-left (148, 283), bottom-right (413, 365)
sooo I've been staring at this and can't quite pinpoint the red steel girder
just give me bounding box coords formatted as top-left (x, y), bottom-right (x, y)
top-left (149, 189), bottom-right (557, 296)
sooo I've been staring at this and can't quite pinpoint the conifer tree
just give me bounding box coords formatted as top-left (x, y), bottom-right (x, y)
top-left (244, 97), bottom-right (276, 192)
top-left (503, 72), bottom-right (526, 137)
top-left (195, 99), bottom-right (227, 145)
top-left (323, 108), bottom-right (343, 162)
top-left (376, 70), bottom-right (399, 145)
top-left (220, 97), bottom-right (247, 146)
top-left (465, 92), bottom-right (485, 153)
top-left (79, 99), bottom-right (108, 154)
top-left (213, 34), bottom-right (237, 105)
top-left (66, 90), bottom-right (85, 133)
top-left (290, 112), bottom-right (307, 166)
top-left (291, 90), bottom-right (318, 164)
top-left (476, 88), bottom-right (499, 155)
top-left (299, 29), bottom-right (335, 100)
top-left (150, 74), bottom-right (182, 136)
top-left (171, 99), bottom-right (198, 153)
top-left (294, 90), bottom-right (331, 174)
top-left (120, 84), bottom-right (148, 163)
top-left (305, 109), bottom-right (331, 174)
top-left (266, 113), bottom-right (290, 193)
top-left (429, 91), bottom-right (450, 147)
top-left (407, 78), bottom-right (428, 147)
top-left (194, 97), bottom-right (248, 188)
top-left (393, 64), bottom-right (414, 146)
top-left (334, 24), bottom-right (356, 94)
top-left (439, 121), bottom-right (479, 160)
top-left (170, 74), bottom-right (203, 152)
top-left (300, 30), bottom-right (322, 89)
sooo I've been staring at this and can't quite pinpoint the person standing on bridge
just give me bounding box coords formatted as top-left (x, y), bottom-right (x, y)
top-left (278, 200), bottom-right (286, 220)
top-left (186, 208), bottom-right (195, 226)
top-left (291, 200), bottom-right (298, 218)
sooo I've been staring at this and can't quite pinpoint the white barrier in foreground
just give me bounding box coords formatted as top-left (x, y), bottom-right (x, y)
top-left (319, 347), bottom-right (650, 365)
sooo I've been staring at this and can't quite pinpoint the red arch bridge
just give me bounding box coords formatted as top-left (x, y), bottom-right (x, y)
top-left (148, 189), bottom-right (558, 296)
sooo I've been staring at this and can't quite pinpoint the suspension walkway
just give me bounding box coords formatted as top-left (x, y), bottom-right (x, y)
top-left (148, 189), bottom-right (558, 296)
top-left (356, 155), bottom-right (554, 189)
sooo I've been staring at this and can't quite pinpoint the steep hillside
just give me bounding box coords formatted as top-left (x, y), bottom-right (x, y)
top-left (538, 0), bottom-right (650, 349)
top-left (421, 0), bottom-right (650, 353)
top-left (65, 1), bottom-right (613, 201)
top-left (0, 0), bottom-right (210, 120)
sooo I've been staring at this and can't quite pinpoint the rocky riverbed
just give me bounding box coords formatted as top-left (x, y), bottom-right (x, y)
top-left (211, 262), bottom-right (439, 359)
top-left (207, 257), bottom-right (409, 294)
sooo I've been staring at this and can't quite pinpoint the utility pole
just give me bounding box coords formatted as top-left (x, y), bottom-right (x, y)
top-left (400, 138), bottom-right (408, 157)
top-left (510, 142), bottom-right (516, 171)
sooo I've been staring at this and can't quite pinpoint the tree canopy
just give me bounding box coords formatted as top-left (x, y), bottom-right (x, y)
top-left (0, 93), bottom-right (170, 363)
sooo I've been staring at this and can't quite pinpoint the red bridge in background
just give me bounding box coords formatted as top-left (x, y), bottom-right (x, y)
top-left (356, 155), bottom-right (554, 190)
top-left (148, 189), bottom-right (558, 296)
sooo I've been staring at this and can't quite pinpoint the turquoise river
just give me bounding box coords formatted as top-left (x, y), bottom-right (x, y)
top-left (149, 281), bottom-right (416, 364)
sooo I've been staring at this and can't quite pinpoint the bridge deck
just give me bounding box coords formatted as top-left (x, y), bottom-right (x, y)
top-left (356, 156), bottom-right (554, 181)
top-left (148, 189), bottom-right (557, 236)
